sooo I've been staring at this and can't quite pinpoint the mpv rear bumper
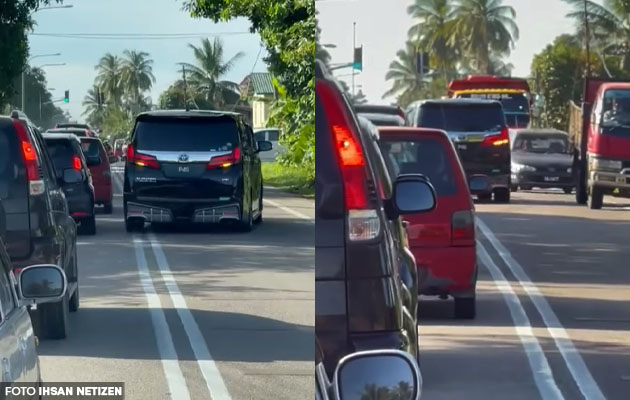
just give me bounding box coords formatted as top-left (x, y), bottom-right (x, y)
top-left (467, 173), bottom-right (510, 194)
top-left (125, 197), bottom-right (240, 224)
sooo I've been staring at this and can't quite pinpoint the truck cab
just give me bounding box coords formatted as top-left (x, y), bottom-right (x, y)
top-left (571, 79), bottom-right (630, 209)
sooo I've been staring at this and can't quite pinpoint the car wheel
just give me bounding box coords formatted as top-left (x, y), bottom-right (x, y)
top-left (454, 296), bottom-right (476, 319)
top-left (588, 186), bottom-right (604, 209)
top-left (79, 216), bottom-right (96, 235)
top-left (494, 189), bottom-right (510, 203)
top-left (563, 187), bottom-right (573, 194)
top-left (477, 192), bottom-right (492, 202)
top-left (510, 185), bottom-right (518, 192)
top-left (254, 185), bottom-right (263, 225)
top-left (240, 197), bottom-right (253, 232)
top-left (103, 202), bottom-right (113, 214)
top-left (125, 218), bottom-right (144, 233)
top-left (38, 294), bottom-right (70, 339)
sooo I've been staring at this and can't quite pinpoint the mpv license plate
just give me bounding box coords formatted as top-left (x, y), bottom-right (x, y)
top-left (457, 144), bottom-right (468, 150)
top-left (544, 176), bottom-right (560, 182)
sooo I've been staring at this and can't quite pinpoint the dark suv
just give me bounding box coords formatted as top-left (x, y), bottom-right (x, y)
top-left (0, 111), bottom-right (79, 339)
top-left (43, 133), bottom-right (96, 235)
top-left (315, 61), bottom-right (436, 375)
top-left (408, 99), bottom-right (511, 202)
top-left (123, 110), bottom-right (272, 232)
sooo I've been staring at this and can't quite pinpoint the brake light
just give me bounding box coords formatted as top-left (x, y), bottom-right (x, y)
top-left (13, 268), bottom-right (23, 277)
top-left (482, 127), bottom-right (509, 147)
top-left (127, 145), bottom-right (159, 169)
top-left (452, 210), bottom-right (475, 246)
top-left (207, 147), bottom-right (241, 170)
top-left (12, 120), bottom-right (44, 195)
top-left (73, 156), bottom-right (82, 170)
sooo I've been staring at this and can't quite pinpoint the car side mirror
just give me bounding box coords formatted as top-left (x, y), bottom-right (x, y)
top-left (333, 350), bottom-right (422, 400)
top-left (391, 174), bottom-right (436, 216)
top-left (18, 264), bottom-right (67, 304)
top-left (63, 168), bottom-right (83, 184)
top-left (257, 140), bottom-right (273, 152)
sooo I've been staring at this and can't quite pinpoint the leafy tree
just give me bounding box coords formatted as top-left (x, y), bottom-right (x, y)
top-left (179, 37), bottom-right (244, 108)
top-left (100, 106), bottom-right (134, 140)
top-left (315, 13), bottom-right (331, 66)
top-left (158, 79), bottom-right (211, 110)
top-left (451, 0), bottom-right (518, 73)
top-left (120, 50), bottom-right (156, 115)
top-left (82, 85), bottom-right (107, 128)
top-left (383, 42), bottom-right (426, 102)
top-left (95, 53), bottom-right (123, 107)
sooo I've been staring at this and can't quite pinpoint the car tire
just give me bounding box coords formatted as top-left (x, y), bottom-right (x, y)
top-left (588, 186), bottom-right (604, 209)
top-left (454, 296), bottom-right (476, 319)
top-left (494, 189), bottom-right (510, 203)
top-left (477, 192), bottom-right (492, 202)
top-left (80, 216), bottom-right (96, 236)
top-left (563, 187), bottom-right (573, 194)
top-left (103, 202), bottom-right (113, 214)
top-left (240, 197), bottom-right (253, 232)
top-left (254, 186), bottom-right (263, 225)
top-left (125, 218), bottom-right (144, 233)
top-left (38, 294), bottom-right (70, 339)
top-left (510, 185), bottom-right (518, 192)
top-left (69, 249), bottom-right (79, 312)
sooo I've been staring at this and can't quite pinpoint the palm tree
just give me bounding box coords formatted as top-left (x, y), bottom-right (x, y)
top-left (407, 0), bottom-right (458, 78)
top-left (451, 0), bottom-right (519, 73)
top-left (564, 0), bottom-right (630, 71)
top-left (179, 37), bottom-right (244, 108)
top-left (82, 85), bottom-right (106, 127)
top-left (383, 42), bottom-right (426, 103)
top-left (95, 53), bottom-right (123, 106)
top-left (120, 50), bottom-right (156, 114)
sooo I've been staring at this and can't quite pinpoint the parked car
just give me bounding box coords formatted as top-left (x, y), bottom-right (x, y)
top-left (80, 137), bottom-right (114, 213)
top-left (510, 129), bottom-right (574, 193)
top-left (315, 60), bottom-right (437, 376)
top-left (43, 133), bottom-right (96, 235)
top-left (0, 234), bottom-right (69, 384)
top-left (254, 128), bottom-right (281, 162)
top-left (354, 104), bottom-right (406, 119)
top-left (46, 127), bottom-right (95, 138)
top-left (124, 110), bottom-right (272, 232)
top-left (379, 127), bottom-right (478, 318)
top-left (1, 112), bottom-right (79, 339)
top-left (408, 99), bottom-right (511, 203)
top-left (356, 112), bottom-right (405, 127)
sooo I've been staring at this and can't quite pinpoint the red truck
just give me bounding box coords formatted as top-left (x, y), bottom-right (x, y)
top-left (570, 78), bottom-right (630, 209)
top-left (448, 75), bottom-right (533, 128)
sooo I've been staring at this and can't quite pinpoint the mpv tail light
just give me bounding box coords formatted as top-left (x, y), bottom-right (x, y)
top-left (481, 127), bottom-right (509, 147)
top-left (316, 78), bottom-right (380, 241)
top-left (207, 147), bottom-right (241, 170)
top-left (72, 155), bottom-right (82, 170)
top-left (452, 210), bottom-right (475, 246)
top-left (127, 144), bottom-right (159, 169)
top-left (12, 120), bottom-right (44, 195)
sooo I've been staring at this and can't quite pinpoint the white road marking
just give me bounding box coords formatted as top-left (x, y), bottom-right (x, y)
top-left (149, 233), bottom-right (232, 400)
top-left (477, 218), bottom-right (606, 400)
top-left (477, 242), bottom-right (564, 400)
top-left (133, 237), bottom-right (191, 400)
top-left (263, 198), bottom-right (314, 223)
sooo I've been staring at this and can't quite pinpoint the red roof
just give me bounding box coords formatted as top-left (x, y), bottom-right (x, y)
top-left (448, 75), bottom-right (530, 93)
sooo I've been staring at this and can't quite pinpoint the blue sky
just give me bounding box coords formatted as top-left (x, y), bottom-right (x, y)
top-left (30, 0), bottom-right (267, 122)
top-left (317, 0), bottom-right (598, 104)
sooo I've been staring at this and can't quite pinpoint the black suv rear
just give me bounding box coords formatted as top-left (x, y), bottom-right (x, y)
top-left (409, 99), bottom-right (511, 202)
top-left (43, 133), bottom-right (96, 235)
top-left (0, 111), bottom-right (79, 339)
top-left (315, 61), bottom-right (436, 375)
top-left (123, 110), bottom-right (271, 232)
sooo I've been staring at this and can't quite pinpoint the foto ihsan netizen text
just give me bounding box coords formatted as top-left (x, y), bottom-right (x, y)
top-left (2, 383), bottom-right (125, 400)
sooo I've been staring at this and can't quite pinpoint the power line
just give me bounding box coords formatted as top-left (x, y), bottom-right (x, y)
top-left (29, 32), bottom-right (253, 40)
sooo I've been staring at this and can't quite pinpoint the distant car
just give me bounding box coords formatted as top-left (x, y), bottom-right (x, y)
top-left (357, 112), bottom-right (405, 127)
top-left (510, 129), bottom-right (574, 193)
top-left (408, 99), bottom-right (511, 203)
top-left (379, 127), bottom-right (478, 318)
top-left (46, 127), bottom-right (96, 138)
top-left (1, 111), bottom-right (79, 339)
top-left (123, 110), bottom-right (272, 232)
top-left (55, 123), bottom-right (96, 136)
top-left (80, 137), bottom-right (114, 213)
top-left (43, 133), bottom-right (96, 235)
top-left (0, 235), bottom-right (69, 385)
top-left (254, 128), bottom-right (280, 161)
top-left (354, 104), bottom-right (406, 119)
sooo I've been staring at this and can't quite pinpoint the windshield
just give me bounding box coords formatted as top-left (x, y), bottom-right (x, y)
top-left (505, 113), bottom-right (530, 128)
top-left (600, 89), bottom-right (630, 135)
top-left (460, 92), bottom-right (529, 113)
top-left (418, 104), bottom-right (505, 132)
top-left (513, 134), bottom-right (569, 154)
top-left (134, 118), bottom-right (239, 152)
top-left (45, 139), bottom-right (79, 178)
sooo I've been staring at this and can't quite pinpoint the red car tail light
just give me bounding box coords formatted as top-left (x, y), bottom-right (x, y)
top-left (452, 210), bottom-right (475, 246)
top-left (207, 147), bottom-right (241, 170)
top-left (127, 144), bottom-right (159, 169)
top-left (72, 155), bottom-right (82, 170)
top-left (482, 127), bottom-right (509, 147)
top-left (12, 120), bottom-right (44, 195)
top-left (317, 78), bottom-right (379, 241)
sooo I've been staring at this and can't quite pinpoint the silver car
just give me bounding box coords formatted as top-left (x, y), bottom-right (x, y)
top-left (0, 236), bottom-right (68, 385)
top-left (254, 128), bottom-right (282, 162)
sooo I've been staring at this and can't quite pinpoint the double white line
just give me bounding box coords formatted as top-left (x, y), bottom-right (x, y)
top-left (133, 235), bottom-right (231, 400)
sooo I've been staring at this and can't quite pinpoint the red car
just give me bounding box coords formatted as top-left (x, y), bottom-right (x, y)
top-left (80, 137), bottom-right (113, 214)
top-left (378, 127), bottom-right (478, 319)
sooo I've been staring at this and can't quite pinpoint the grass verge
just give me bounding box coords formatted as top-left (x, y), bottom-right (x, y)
top-left (262, 162), bottom-right (314, 198)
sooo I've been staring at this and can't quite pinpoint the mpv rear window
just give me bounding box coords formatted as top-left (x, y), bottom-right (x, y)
top-left (0, 122), bottom-right (22, 189)
top-left (45, 139), bottom-right (77, 178)
top-left (418, 103), bottom-right (505, 132)
top-left (80, 139), bottom-right (101, 159)
top-left (134, 118), bottom-right (239, 152)
top-left (380, 137), bottom-right (458, 196)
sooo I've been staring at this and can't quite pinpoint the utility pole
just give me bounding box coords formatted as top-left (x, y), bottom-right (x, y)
top-left (584, 0), bottom-right (591, 78)
top-left (352, 22), bottom-right (356, 97)
top-left (182, 64), bottom-right (190, 111)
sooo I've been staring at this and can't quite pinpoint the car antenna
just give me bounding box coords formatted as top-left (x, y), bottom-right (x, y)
top-left (182, 64), bottom-right (190, 112)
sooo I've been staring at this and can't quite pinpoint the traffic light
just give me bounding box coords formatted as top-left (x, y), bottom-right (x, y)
top-left (416, 52), bottom-right (430, 77)
top-left (64, 90), bottom-right (69, 103)
top-left (353, 46), bottom-right (363, 71)
top-left (97, 89), bottom-right (105, 106)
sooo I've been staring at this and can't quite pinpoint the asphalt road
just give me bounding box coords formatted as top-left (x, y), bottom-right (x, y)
top-left (38, 164), bottom-right (315, 400)
top-left (418, 189), bottom-right (630, 400)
